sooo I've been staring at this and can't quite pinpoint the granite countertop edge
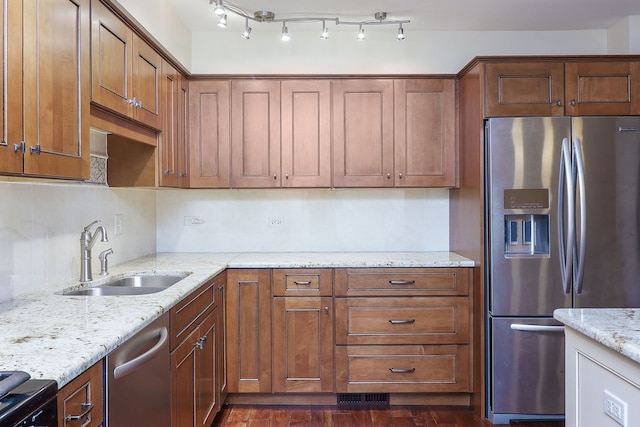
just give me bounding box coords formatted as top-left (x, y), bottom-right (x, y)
top-left (0, 251), bottom-right (474, 388)
top-left (554, 307), bottom-right (640, 364)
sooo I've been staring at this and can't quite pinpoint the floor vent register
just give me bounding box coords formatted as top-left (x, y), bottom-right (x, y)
top-left (336, 393), bottom-right (390, 407)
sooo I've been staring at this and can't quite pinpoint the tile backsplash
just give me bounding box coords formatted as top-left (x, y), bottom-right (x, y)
top-left (156, 188), bottom-right (449, 253)
top-left (0, 181), bottom-right (156, 302)
top-left (1, 181), bottom-right (449, 303)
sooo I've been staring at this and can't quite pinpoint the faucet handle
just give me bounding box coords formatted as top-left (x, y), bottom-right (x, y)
top-left (84, 220), bottom-right (101, 231)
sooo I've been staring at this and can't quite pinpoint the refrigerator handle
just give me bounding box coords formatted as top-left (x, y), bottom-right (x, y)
top-left (558, 137), bottom-right (575, 295)
top-left (572, 138), bottom-right (587, 294)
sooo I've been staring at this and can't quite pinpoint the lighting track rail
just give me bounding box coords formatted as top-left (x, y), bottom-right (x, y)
top-left (209, 0), bottom-right (409, 41)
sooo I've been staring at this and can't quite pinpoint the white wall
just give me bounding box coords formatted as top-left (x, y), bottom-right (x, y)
top-left (0, 182), bottom-right (156, 302)
top-left (191, 29), bottom-right (608, 74)
top-left (156, 188), bottom-right (449, 252)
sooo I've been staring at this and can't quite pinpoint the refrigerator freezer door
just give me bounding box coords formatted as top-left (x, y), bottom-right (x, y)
top-left (490, 317), bottom-right (565, 423)
top-left (487, 117), bottom-right (572, 316)
top-left (572, 116), bottom-right (640, 308)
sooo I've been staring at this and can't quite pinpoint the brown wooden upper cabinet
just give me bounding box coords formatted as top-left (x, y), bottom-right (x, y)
top-left (160, 60), bottom-right (189, 188)
top-left (188, 80), bottom-right (231, 188)
top-left (394, 79), bottom-right (457, 187)
top-left (231, 80), bottom-right (282, 188)
top-left (484, 59), bottom-right (640, 116)
top-left (0, 0), bottom-right (90, 179)
top-left (91, 0), bottom-right (162, 129)
top-left (332, 79), bottom-right (395, 187)
top-left (333, 79), bottom-right (457, 188)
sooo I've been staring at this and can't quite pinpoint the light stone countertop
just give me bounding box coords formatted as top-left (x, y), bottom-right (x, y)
top-left (554, 308), bottom-right (640, 364)
top-left (0, 251), bottom-right (474, 388)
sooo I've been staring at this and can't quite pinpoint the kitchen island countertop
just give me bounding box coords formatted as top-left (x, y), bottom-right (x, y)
top-left (554, 308), bottom-right (640, 364)
top-left (0, 251), bottom-right (473, 388)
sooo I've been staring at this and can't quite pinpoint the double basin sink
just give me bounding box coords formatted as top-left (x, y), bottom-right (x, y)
top-left (62, 273), bottom-right (189, 296)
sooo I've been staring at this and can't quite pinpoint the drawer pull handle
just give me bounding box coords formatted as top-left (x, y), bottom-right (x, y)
top-left (389, 319), bottom-right (415, 324)
top-left (389, 280), bottom-right (416, 285)
top-left (389, 368), bottom-right (416, 374)
top-left (65, 403), bottom-right (94, 422)
top-left (293, 281), bottom-right (312, 285)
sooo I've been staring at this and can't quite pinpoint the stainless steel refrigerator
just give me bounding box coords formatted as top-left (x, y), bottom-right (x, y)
top-left (485, 116), bottom-right (640, 424)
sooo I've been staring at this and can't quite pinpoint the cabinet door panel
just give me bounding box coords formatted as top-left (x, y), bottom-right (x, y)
top-left (132, 35), bottom-right (161, 128)
top-left (565, 61), bottom-right (640, 115)
top-left (333, 80), bottom-right (394, 187)
top-left (395, 79), bottom-right (456, 187)
top-left (171, 327), bottom-right (198, 427)
top-left (226, 269), bottom-right (272, 392)
top-left (23, 0), bottom-right (89, 178)
top-left (484, 62), bottom-right (565, 117)
top-left (281, 80), bottom-right (331, 187)
top-left (0, 0), bottom-right (23, 174)
top-left (188, 80), bottom-right (230, 188)
top-left (231, 80), bottom-right (281, 188)
top-left (91, 0), bottom-right (133, 117)
top-left (273, 297), bottom-right (334, 393)
top-left (197, 310), bottom-right (218, 427)
top-left (177, 74), bottom-right (189, 186)
top-left (161, 61), bottom-right (178, 187)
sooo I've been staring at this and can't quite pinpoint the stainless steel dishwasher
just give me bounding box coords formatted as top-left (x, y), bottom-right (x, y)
top-left (106, 313), bottom-right (170, 427)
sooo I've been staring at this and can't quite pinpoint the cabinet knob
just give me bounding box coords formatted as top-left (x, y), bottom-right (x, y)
top-left (285, 173), bottom-right (289, 179)
top-left (164, 170), bottom-right (172, 175)
top-left (324, 306), bottom-right (329, 314)
top-left (29, 144), bottom-right (41, 155)
top-left (13, 141), bottom-right (25, 153)
top-left (387, 173), bottom-right (391, 179)
top-left (556, 100), bottom-right (562, 106)
top-left (178, 173), bottom-right (187, 178)
top-left (273, 174), bottom-right (277, 180)
top-left (570, 99), bottom-right (576, 106)
top-left (399, 173), bottom-right (403, 179)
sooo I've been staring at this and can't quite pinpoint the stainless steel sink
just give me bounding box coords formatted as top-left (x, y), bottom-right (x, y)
top-left (62, 273), bottom-right (188, 296)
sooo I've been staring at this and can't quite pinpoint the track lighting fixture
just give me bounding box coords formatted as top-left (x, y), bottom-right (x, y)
top-left (397, 23), bottom-right (405, 41)
top-left (217, 14), bottom-right (227, 28)
top-left (320, 20), bottom-right (329, 40)
top-left (281, 21), bottom-right (290, 41)
top-left (212, 0), bottom-right (225, 16)
top-left (209, 1), bottom-right (409, 42)
top-left (241, 17), bottom-right (252, 39)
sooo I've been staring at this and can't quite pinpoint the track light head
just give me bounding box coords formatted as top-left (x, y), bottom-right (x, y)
top-left (357, 25), bottom-right (365, 41)
top-left (217, 14), bottom-right (227, 28)
top-left (397, 24), bottom-right (405, 41)
top-left (213, 0), bottom-right (225, 16)
top-left (281, 22), bottom-right (290, 41)
top-left (320, 20), bottom-right (329, 40)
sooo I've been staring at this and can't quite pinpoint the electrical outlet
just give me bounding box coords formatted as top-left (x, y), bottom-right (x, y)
top-left (184, 216), bottom-right (205, 226)
top-left (604, 389), bottom-right (627, 426)
top-left (268, 217), bottom-right (284, 227)
top-left (114, 214), bottom-right (124, 235)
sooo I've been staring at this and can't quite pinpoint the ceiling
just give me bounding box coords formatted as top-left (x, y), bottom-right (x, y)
top-left (168, 0), bottom-right (640, 33)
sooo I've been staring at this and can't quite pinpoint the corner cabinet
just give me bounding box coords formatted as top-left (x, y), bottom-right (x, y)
top-left (226, 269), bottom-right (272, 392)
top-left (482, 57), bottom-right (640, 116)
top-left (188, 80), bottom-right (231, 188)
top-left (170, 273), bottom-right (226, 427)
top-left (1, 0), bottom-right (90, 179)
top-left (91, 0), bottom-right (161, 130)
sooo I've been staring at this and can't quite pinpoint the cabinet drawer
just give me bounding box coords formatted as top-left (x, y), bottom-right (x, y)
top-left (335, 297), bottom-right (469, 345)
top-left (272, 269), bottom-right (332, 296)
top-left (335, 345), bottom-right (470, 393)
top-left (58, 360), bottom-right (104, 427)
top-left (171, 274), bottom-right (221, 349)
top-left (334, 268), bottom-right (469, 296)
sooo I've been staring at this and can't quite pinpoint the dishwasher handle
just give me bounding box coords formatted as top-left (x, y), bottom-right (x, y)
top-left (510, 324), bottom-right (565, 333)
top-left (113, 327), bottom-right (168, 380)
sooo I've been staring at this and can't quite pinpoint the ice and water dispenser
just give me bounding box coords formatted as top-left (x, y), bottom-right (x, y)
top-left (503, 189), bottom-right (550, 257)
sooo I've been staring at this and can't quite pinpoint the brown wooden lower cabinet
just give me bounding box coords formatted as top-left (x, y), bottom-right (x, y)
top-left (57, 360), bottom-right (104, 427)
top-left (335, 344), bottom-right (470, 393)
top-left (272, 296), bottom-right (334, 393)
top-left (170, 273), bottom-right (225, 427)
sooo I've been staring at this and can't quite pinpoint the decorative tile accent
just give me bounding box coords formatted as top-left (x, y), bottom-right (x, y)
top-left (89, 154), bottom-right (108, 185)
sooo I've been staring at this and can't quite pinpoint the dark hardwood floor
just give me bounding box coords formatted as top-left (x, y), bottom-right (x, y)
top-left (212, 405), bottom-right (565, 427)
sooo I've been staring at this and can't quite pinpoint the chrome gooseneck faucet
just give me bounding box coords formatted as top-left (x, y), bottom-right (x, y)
top-left (80, 220), bottom-right (109, 282)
